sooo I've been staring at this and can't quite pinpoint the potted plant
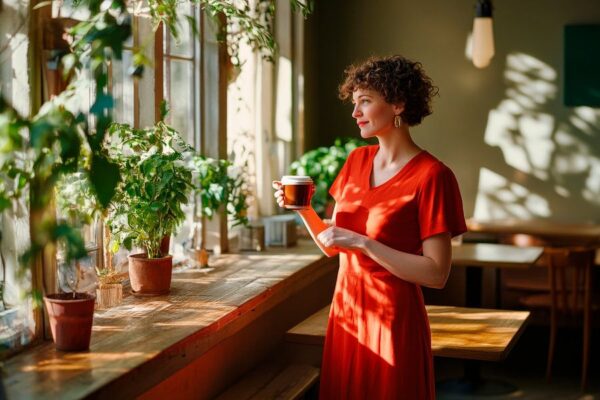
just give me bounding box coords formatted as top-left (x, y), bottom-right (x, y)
top-left (45, 246), bottom-right (96, 352)
top-left (0, 0), bottom-right (134, 352)
top-left (192, 156), bottom-right (249, 267)
top-left (289, 137), bottom-right (367, 217)
top-left (0, 94), bottom-right (112, 351)
top-left (107, 113), bottom-right (194, 296)
top-left (55, 168), bottom-right (126, 309)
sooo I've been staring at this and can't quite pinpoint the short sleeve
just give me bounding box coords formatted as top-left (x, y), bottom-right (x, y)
top-left (418, 163), bottom-right (467, 241)
top-left (328, 149), bottom-right (355, 201)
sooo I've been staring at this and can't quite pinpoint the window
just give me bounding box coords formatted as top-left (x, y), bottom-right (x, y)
top-left (0, 0), bottom-right (309, 357)
top-left (163, 3), bottom-right (200, 146)
top-left (0, 0), bottom-right (34, 356)
top-left (111, 37), bottom-right (135, 127)
top-left (227, 0), bottom-right (307, 219)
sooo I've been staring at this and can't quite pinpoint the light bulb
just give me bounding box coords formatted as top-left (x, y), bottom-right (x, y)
top-left (472, 0), bottom-right (495, 69)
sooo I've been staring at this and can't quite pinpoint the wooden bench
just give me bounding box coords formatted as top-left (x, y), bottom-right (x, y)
top-left (285, 304), bottom-right (530, 364)
top-left (215, 362), bottom-right (319, 400)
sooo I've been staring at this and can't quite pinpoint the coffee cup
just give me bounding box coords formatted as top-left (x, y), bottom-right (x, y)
top-left (281, 175), bottom-right (314, 209)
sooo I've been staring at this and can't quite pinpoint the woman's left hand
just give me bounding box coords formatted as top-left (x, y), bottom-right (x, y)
top-left (317, 226), bottom-right (368, 251)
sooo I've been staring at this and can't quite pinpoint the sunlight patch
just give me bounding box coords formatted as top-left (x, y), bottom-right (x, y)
top-left (474, 168), bottom-right (550, 219)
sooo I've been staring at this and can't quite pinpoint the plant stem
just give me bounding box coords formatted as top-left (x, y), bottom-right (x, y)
top-left (103, 219), bottom-right (112, 274)
top-left (73, 260), bottom-right (80, 299)
top-left (0, 242), bottom-right (7, 311)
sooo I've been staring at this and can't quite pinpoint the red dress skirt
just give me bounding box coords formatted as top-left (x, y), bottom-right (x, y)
top-left (319, 145), bottom-right (467, 400)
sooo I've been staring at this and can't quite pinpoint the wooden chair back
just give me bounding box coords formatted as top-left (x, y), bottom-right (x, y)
top-left (546, 247), bottom-right (594, 316)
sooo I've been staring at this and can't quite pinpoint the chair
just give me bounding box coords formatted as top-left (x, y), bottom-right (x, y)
top-left (519, 246), bottom-right (598, 391)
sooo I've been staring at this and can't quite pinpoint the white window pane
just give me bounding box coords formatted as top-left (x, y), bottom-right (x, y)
top-left (165, 59), bottom-right (195, 144)
top-left (112, 51), bottom-right (135, 126)
top-left (1, 202), bottom-right (34, 354)
top-left (167, 4), bottom-right (195, 58)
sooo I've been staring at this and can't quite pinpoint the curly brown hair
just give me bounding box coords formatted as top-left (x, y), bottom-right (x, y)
top-left (339, 55), bottom-right (439, 126)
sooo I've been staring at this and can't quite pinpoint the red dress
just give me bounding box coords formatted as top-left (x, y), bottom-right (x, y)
top-left (319, 145), bottom-right (467, 400)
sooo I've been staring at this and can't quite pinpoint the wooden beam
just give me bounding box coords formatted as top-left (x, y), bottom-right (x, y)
top-left (154, 22), bottom-right (164, 123)
top-left (217, 12), bottom-right (228, 253)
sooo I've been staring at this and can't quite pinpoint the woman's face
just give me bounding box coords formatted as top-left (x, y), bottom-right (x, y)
top-left (352, 88), bottom-right (403, 138)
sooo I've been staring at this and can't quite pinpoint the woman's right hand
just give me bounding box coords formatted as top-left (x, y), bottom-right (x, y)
top-left (272, 181), bottom-right (285, 208)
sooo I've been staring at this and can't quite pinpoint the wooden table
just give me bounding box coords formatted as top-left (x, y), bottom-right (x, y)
top-left (287, 303), bottom-right (531, 397)
top-left (286, 305), bottom-right (530, 362)
top-left (453, 243), bottom-right (544, 307)
top-left (467, 218), bottom-right (600, 247)
top-left (468, 218), bottom-right (600, 391)
top-left (450, 243), bottom-right (541, 395)
top-left (452, 243), bottom-right (545, 269)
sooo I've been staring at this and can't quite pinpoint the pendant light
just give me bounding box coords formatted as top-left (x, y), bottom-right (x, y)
top-left (472, 0), bottom-right (495, 68)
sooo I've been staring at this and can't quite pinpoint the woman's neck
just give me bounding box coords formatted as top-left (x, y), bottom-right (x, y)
top-left (375, 127), bottom-right (422, 166)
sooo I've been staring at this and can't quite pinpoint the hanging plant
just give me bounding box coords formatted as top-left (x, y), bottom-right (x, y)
top-left (144, 0), bottom-right (314, 68)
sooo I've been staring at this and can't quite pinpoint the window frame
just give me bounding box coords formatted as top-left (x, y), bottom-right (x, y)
top-left (5, 1), bottom-right (306, 358)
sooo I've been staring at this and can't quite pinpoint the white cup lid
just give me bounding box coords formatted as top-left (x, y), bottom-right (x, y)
top-left (281, 175), bottom-right (313, 185)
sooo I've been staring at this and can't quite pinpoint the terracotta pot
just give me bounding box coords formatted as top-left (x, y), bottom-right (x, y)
top-left (160, 235), bottom-right (171, 256)
top-left (95, 283), bottom-right (123, 309)
top-left (44, 293), bottom-right (96, 351)
top-left (128, 253), bottom-right (173, 296)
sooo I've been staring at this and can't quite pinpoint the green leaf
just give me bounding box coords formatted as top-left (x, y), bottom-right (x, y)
top-left (175, 192), bottom-right (187, 204)
top-left (59, 127), bottom-right (82, 162)
top-left (123, 235), bottom-right (134, 250)
top-left (145, 182), bottom-right (156, 197)
top-left (90, 154), bottom-right (121, 209)
top-left (159, 100), bottom-right (169, 122)
top-left (0, 197), bottom-right (10, 212)
top-left (17, 173), bottom-right (28, 190)
top-left (90, 94), bottom-right (114, 115)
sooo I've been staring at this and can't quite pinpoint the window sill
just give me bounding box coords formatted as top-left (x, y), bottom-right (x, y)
top-left (3, 239), bottom-right (337, 399)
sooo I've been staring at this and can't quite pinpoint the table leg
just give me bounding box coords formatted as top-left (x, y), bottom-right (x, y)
top-left (495, 267), bottom-right (502, 308)
top-left (465, 266), bottom-right (482, 307)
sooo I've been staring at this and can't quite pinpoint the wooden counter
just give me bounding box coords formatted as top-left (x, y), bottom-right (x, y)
top-left (4, 240), bottom-right (338, 400)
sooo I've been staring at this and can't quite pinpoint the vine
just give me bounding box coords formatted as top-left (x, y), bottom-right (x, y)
top-left (0, 0), bottom-right (313, 298)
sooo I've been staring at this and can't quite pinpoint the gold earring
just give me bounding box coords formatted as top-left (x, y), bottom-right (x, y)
top-left (394, 115), bottom-right (402, 128)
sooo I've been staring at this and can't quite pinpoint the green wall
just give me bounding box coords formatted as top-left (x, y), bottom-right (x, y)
top-left (304, 0), bottom-right (600, 222)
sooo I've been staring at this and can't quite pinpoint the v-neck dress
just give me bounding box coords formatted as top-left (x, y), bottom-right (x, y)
top-left (319, 145), bottom-right (467, 400)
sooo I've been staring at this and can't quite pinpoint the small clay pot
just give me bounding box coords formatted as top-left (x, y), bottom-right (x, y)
top-left (44, 293), bottom-right (96, 351)
top-left (95, 283), bottom-right (123, 309)
top-left (128, 253), bottom-right (173, 296)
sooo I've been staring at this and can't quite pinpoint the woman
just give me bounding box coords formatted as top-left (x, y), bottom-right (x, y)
top-left (274, 55), bottom-right (467, 399)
